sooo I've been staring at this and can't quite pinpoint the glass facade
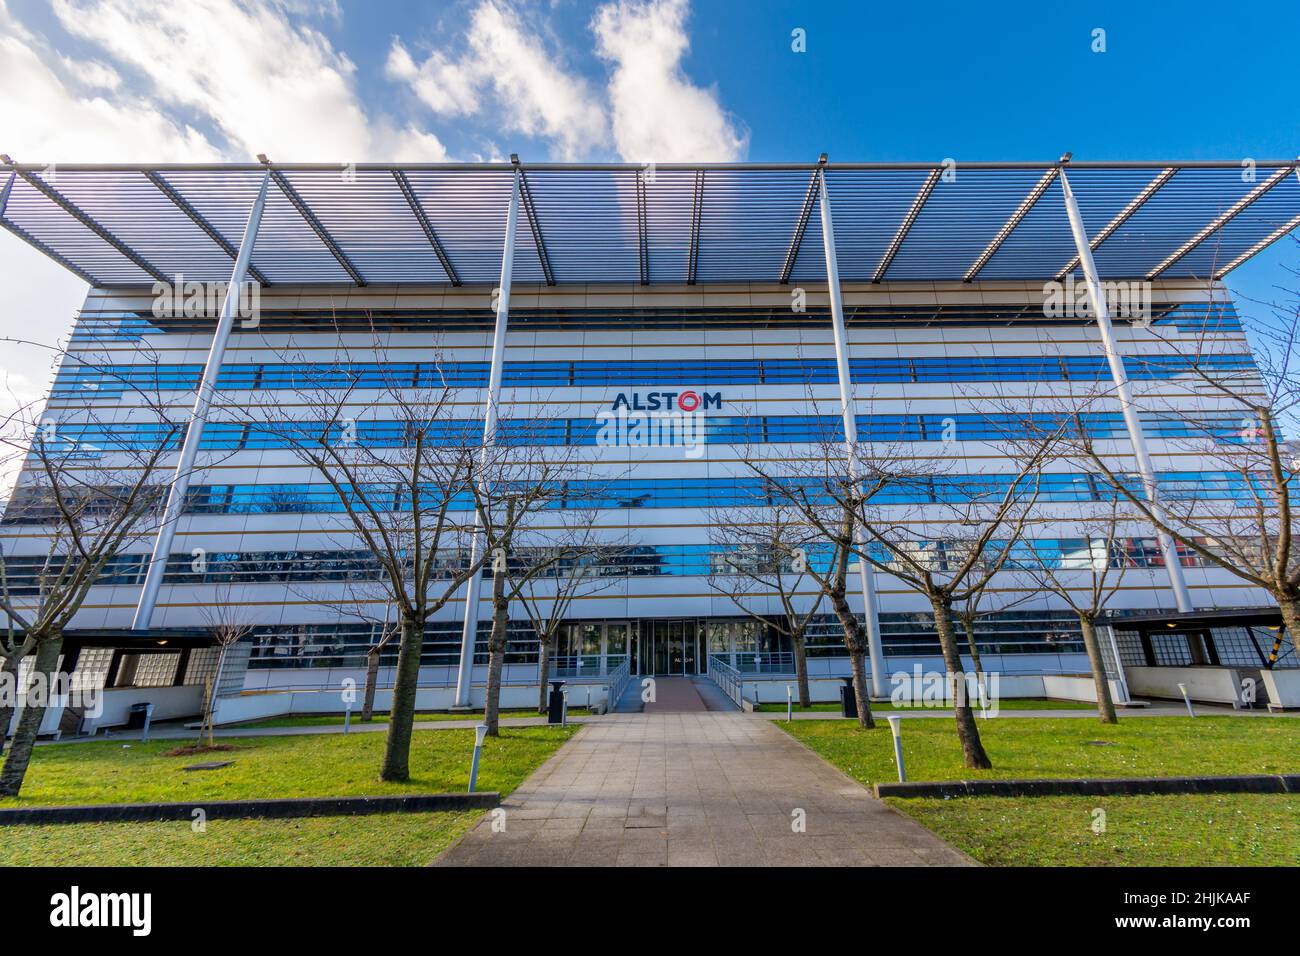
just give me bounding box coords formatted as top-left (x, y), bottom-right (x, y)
top-left (7, 291), bottom-right (1277, 691)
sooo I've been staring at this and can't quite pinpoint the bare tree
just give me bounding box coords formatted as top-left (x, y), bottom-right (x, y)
top-left (196, 585), bottom-right (257, 746)
top-left (273, 338), bottom-right (602, 767)
top-left (737, 434), bottom-right (897, 730)
top-left (512, 526), bottom-right (626, 714)
top-left (842, 434), bottom-right (1063, 769)
top-left (0, 359), bottom-right (184, 794)
top-left (1007, 498), bottom-right (1142, 723)
top-left (474, 453), bottom-right (610, 735)
top-left (1070, 278), bottom-right (1300, 655)
top-left (273, 362), bottom-right (500, 782)
top-left (707, 498), bottom-right (828, 707)
top-left (953, 574), bottom-right (1036, 683)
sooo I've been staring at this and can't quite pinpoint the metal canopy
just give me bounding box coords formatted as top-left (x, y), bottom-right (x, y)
top-left (1, 159), bottom-right (1297, 289)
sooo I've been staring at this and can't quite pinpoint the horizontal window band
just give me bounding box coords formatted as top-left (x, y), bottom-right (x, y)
top-left (50, 353), bottom-right (1259, 396)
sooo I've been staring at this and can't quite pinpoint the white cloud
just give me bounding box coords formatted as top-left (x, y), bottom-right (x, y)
top-left (50, 0), bottom-right (445, 162)
top-left (0, 3), bottom-right (220, 162)
top-left (0, 0), bottom-right (224, 437)
top-left (592, 0), bottom-right (747, 163)
top-left (387, 1), bottom-right (609, 161)
top-left (387, 0), bottom-right (746, 163)
top-left (386, 42), bottom-right (482, 118)
top-left (0, 0), bottom-right (447, 465)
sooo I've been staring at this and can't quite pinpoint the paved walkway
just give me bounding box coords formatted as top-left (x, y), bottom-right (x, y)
top-left (434, 713), bottom-right (973, 867)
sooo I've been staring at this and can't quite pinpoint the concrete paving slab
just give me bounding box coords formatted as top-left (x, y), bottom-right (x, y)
top-left (434, 712), bottom-right (973, 868)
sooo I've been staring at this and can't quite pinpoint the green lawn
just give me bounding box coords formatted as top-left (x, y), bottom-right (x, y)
top-left (890, 793), bottom-right (1300, 866)
top-left (239, 708), bottom-right (588, 730)
top-left (755, 698), bottom-right (1088, 714)
top-left (781, 716), bottom-right (1299, 785)
top-left (785, 716), bottom-right (1300, 867)
top-left (0, 725), bottom-right (575, 866)
top-left (0, 811), bottom-right (484, 866)
top-left (1, 725), bottom-right (574, 808)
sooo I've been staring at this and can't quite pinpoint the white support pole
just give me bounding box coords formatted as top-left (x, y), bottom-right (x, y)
top-left (1059, 168), bottom-right (1193, 612)
top-left (132, 171), bottom-right (270, 630)
top-left (818, 165), bottom-right (887, 698)
top-left (454, 169), bottom-right (520, 706)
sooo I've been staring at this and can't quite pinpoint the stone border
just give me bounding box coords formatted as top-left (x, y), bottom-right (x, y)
top-left (875, 774), bottom-right (1300, 799)
top-left (0, 792), bottom-right (500, 825)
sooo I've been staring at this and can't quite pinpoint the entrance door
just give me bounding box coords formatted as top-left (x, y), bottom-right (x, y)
top-left (642, 620), bottom-right (700, 676)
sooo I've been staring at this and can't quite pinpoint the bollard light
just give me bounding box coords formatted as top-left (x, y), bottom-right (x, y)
top-left (343, 701), bottom-right (353, 735)
top-left (141, 702), bottom-right (155, 744)
top-left (468, 723), bottom-right (488, 792)
top-left (1177, 682), bottom-right (1196, 718)
top-left (886, 715), bottom-right (906, 782)
top-left (562, 689), bottom-right (569, 727)
top-left (786, 685), bottom-right (793, 723)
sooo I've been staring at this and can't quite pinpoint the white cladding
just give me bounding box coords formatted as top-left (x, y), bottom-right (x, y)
top-left (8, 280), bottom-right (1269, 680)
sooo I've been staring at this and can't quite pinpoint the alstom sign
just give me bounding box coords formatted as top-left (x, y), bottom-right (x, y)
top-left (610, 390), bottom-right (722, 412)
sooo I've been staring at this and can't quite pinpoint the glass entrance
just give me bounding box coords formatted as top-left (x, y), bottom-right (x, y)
top-left (639, 620), bottom-right (702, 675)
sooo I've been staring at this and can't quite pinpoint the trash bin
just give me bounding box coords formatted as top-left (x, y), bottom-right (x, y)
top-left (839, 677), bottom-right (858, 719)
top-left (547, 680), bottom-right (566, 725)
top-left (126, 702), bottom-right (152, 730)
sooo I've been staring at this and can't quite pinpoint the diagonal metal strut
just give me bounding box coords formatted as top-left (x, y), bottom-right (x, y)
top-left (687, 169), bottom-right (704, 284)
top-left (780, 167), bottom-right (821, 284)
top-left (1055, 167), bottom-right (1176, 280)
top-left (874, 168), bottom-right (941, 282)
top-left (144, 170), bottom-right (270, 286)
top-left (515, 164), bottom-right (554, 285)
top-left (963, 166), bottom-right (1061, 281)
top-left (266, 166), bottom-right (366, 286)
top-left (6, 162), bottom-right (169, 282)
top-left (392, 169), bottom-right (460, 285)
top-left (1147, 162), bottom-right (1300, 279)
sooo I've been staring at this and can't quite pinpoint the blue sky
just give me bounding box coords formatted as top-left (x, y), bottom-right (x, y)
top-left (1, 0), bottom-right (1297, 401)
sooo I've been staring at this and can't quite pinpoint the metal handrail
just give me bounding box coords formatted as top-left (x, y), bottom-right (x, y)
top-left (707, 655), bottom-right (745, 708)
top-left (744, 651), bottom-right (796, 675)
top-left (606, 658), bottom-right (632, 712)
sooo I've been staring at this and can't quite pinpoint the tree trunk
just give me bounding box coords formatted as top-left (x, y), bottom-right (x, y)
top-left (0, 635), bottom-right (63, 797)
top-left (1280, 593), bottom-right (1300, 659)
top-left (204, 645), bottom-right (226, 747)
top-left (791, 631), bottom-right (811, 708)
top-left (827, 584), bottom-right (874, 729)
top-left (362, 645), bottom-right (382, 722)
top-left (1078, 614), bottom-right (1118, 724)
top-left (380, 617), bottom-right (423, 782)
top-left (536, 633), bottom-right (553, 713)
top-left (961, 617), bottom-right (984, 677)
top-left (930, 596), bottom-right (992, 769)
top-left (0, 652), bottom-right (23, 758)
top-left (483, 568), bottom-right (508, 737)
top-left (846, 645), bottom-right (874, 729)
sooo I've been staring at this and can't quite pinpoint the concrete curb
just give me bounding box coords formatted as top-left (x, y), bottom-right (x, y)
top-left (875, 774), bottom-right (1300, 799)
top-left (0, 791), bottom-right (501, 825)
